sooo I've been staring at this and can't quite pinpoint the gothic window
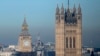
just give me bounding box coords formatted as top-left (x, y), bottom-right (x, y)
top-left (73, 37), bottom-right (75, 48)
top-left (66, 37), bottom-right (68, 48)
top-left (70, 37), bottom-right (72, 48)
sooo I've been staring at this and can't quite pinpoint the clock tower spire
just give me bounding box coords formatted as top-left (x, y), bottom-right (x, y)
top-left (22, 16), bottom-right (28, 31)
top-left (18, 16), bottom-right (32, 52)
top-left (20, 16), bottom-right (30, 36)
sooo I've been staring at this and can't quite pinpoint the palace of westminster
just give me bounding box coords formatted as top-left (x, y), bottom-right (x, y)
top-left (0, 1), bottom-right (82, 56)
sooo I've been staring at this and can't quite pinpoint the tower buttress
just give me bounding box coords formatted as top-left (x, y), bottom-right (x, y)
top-left (77, 4), bottom-right (82, 56)
top-left (56, 3), bottom-right (65, 56)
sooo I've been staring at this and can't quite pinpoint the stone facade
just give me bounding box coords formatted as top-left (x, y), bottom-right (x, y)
top-left (18, 17), bottom-right (32, 52)
top-left (55, 4), bottom-right (82, 56)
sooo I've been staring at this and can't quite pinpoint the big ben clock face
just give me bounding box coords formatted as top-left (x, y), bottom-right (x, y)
top-left (23, 40), bottom-right (30, 46)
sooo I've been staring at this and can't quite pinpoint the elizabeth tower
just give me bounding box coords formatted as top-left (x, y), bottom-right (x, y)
top-left (18, 16), bottom-right (32, 52)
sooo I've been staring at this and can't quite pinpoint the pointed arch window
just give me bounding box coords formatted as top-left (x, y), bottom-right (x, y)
top-left (70, 37), bottom-right (72, 48)
top-left (66, 37), bottom-right (68, 48)
top-left (73, 37), bottom-right (76, 48)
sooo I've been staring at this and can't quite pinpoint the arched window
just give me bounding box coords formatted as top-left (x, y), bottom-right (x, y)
top-left (70, 37), bottom-right (72, 48)
top-left (66, 37), bottom-right (68, 48)
top-left (73, 37), bottom-right (75, 48)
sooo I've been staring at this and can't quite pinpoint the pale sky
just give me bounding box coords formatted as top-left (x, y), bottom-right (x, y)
top-left (0, 0), bottom-right (100, 48)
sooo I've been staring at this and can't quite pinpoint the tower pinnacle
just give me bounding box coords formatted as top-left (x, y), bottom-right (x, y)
top-left (23, 16), bottom-right (27, 26)
top-left (61, 3), bottom-right (64, 14)
top-left (56, 4), bottom-right (59, 15)
top-left (73, 4), bottom-right (76, 13)
top-left (22, 16), bottom-right (28, 31)
top-left (78, 4), bottom-right (81, 15)
top-left (67, 0), bottom-right (70, 14)
top-left (20, 16), bottom-right (30, 36)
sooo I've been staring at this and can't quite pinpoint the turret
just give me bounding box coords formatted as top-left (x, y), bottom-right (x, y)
top-left (72, 4), bottom-right (76, 17)
top-left (67, 0), bottom-right (70, 15)
top-left (73, 4), bottom-right (76, 13)
top-left (78, 4), bottom-right (82, 15)
top-left (61, 3), bottom-right (64, 15)
top-left (56, 4), bottom-right (60, 15)
top-left (56, 4), bottom-right (60, 23)
top-left (60, 3), bottom-right (65, 24)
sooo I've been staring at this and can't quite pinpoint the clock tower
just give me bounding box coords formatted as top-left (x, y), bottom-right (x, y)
top-left (18, 16), bottom-right (32, 52)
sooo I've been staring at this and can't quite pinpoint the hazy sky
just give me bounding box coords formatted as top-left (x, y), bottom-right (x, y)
top-left (0, 0), bottom-right (100, 48)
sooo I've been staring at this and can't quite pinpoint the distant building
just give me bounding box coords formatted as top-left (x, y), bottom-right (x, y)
top-left (33, 37), bottom-right (55, 56)
top-left (0, 48), bottom-right (17, 56)
top-left (33, 43), bottom-right (45, 56)
top-left (15, 16), bottom-right (56, 56)
top-left (34, 34), bottom-right (45, 56)
top-left (0, 51), bottom-right (16, 56)
top-left (87, 48), bottom-right (94, 53)
top-left (18, 16), bottom-right (32, 52)
top-left (17, 16), bottom-right (33, 56)
top-left (8, 45), bottom-right (17, 50)
top-left (45, 42), bottom-right (55, 51)
top-left (44, 42), bottom-right (55, 56)
top-left (55, 1), bottom-right (82, 56)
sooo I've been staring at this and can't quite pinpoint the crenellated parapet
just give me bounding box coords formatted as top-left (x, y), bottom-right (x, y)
top-left (56, 4), bottom-right (82, 24)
